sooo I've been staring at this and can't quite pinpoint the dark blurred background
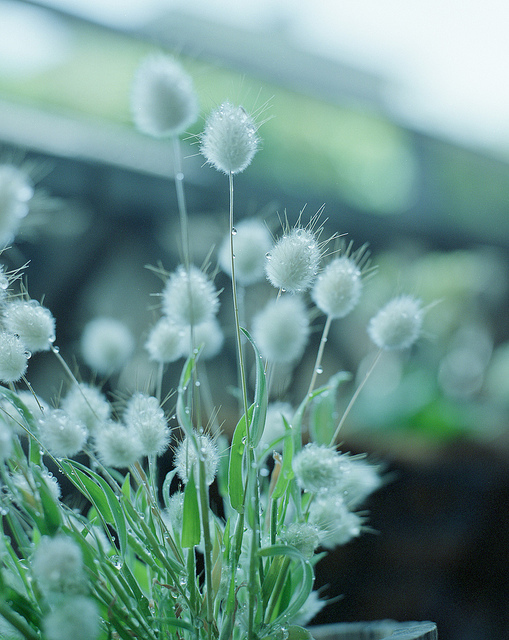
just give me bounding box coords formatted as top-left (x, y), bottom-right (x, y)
top-left (1, 2), bottom-right (509, 639)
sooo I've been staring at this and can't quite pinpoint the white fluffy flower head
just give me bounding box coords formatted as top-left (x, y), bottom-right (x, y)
top-left (162, 265), bottom-right (219, 327)
top-left (368, 295), bottom-right (423, 350)
top-left (124, 392), bottom-right (170, 457)
top-left (181, 317), bottom-right (224, 360)
top-left (0, 332), bottom-right (28, 383)
top-left (61, 383), bottom-right (111, 435)
top-left (219, 218), bottom-right (272, 285)
top-left (266, 227), bottom-right (321, 293)
top-left (39, 409), bottom-right (88, 458)
top-left (81, 317), bottom-right (134, 375)
top-left (3, 299), bottom-right (55, 352)
top-left (308, 494), bottom-right (363, 549)
top-left (0, 164), bottom-right (33, 247)
top-left (174, 433), bottom-right (219, 486)
top-left (131, 54), bottom-right (198, 138)
top-left (292, 442), bottom-right (343, 494)
top-left (94, 420), bottom-right (141, 468)
top-left (252, 296), bottom-right (309, 364)
top-left (43, 596), bottom-right (100, 640)
top-left (145, 317), bottom-right (184, 363)
top-left (32, 535), bottom-right (85, 596)
top-left (201, 101), bottom-right (260, 174)
top-left (312, 255), bottom-right (362, 318)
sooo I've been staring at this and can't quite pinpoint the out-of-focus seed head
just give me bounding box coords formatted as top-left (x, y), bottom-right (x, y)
top-left (218, 218), bottom-right (272, 286)
top-left (252, 296), bottom-right (309, 364)
top-left (312, 256), bottom-right (362, 318)
top-left (131, 54), bottom-right (198, 138)
top-left (162, 265), bottom-right (219, 327)
top-left (368, 295), bottom-right (423, 350)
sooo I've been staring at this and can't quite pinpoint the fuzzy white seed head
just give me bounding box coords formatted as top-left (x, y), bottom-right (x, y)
top-left (0, 164), bottom-right (34, 247)
top-left (164, 491), bottom-right (185, 532)
top-left (292, 443), bottom-right (343, 494)
top-left (312, 256), bottom-right (362, 318)
top-left (338, 456), bottom-right (382, 509)
top-left (265, 228), bottom-right (321, 293)
top-left (181, 317), bottom-right (224, 360)
top-left (32, 535), bottom-right (85, 596)
top-left (94, 420), bottom-right (141, 468)
top-left (162, 265), bottom-right (219, 327)
top-left (368, 295), bottom-right (423, 350)
top-left (308, 494), bottom-right (363, 549)
top-left (219, 218), bottom-right (272, 285)
top-left (145, 317), bottom-right (184, 363)
top-left (0, 391), bottom-right (47, 436)
top-left (39, 409), bottom-right (88, 458)
top-left (258, 401), bottom-right (293, 452)
top-left (61, 383), bottom-right (111, 435)
top-left (282, 522), bottom-right (319, 558)
top-left (3, 300), bottom-right (55, 352)
top-left (81, 317), bottom-right (134, 375)
top-left (124, 392), bottom-right (170, 457)
top-left (201, 101), bottom-right (259, 174)
top-left (43, 596), bottom-right (100, 640)
top-left (0, 332), bottom-right (28, 383)
top-left (174, 433), bottom-right (219, 486)
top-left (292, 591), bottom-right (328, 627)
top-left (131, 54), bottom-right (198, 138)
top-left (252, 296), bottom-right (309, 364)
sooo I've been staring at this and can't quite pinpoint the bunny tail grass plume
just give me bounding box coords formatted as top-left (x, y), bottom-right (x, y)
top-left (368, 294), bottom-right (424, 350)
top-left (61, 383), bottom-right (111, 435)
top-left (201, 101), bottom-right (260, 174)
top-left (312, 255), bottom-right (363, 319)
top-left (3, 299), bottom-right (56, 352)
top-left (0, 163), bottom-right (34, 247)
top-left (32, 535), bottom-right (86, 596)
top-left (131, 54), bottom-right (198, 138)
top-left (162, 264), bottom-right (219, 327)
top-left (0, 332), bottom-right (28, 382)
top-left (218, 218), bottom-right (272, 285)
top-left (43, 596), bottom-right (100, 640)
top-left (145, 317), bottom-right (185, 363)
top-left (265, 225), bottom-right (322, 294)
top-left (252, 295), bottom-right (309, 364)
top-left (81, 317), bottom-right (134, 375)
top-left (124, 392), bottom-right (170, 457)
top-left (174, 432), bottom-right (219, 486)
top-left (38, 409), bottom-right (88, 458)
top-left (94, 420), bottom-right (141, 468)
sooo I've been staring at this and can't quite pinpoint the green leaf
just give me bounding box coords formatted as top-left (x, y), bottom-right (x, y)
top-left (309, 371), bottom-right (352, 445)
top-left (181, 468), bottom-right (201, 548)
top-left (258, 544), bottom-right (314, 625)
top-left (60, 460), bottom-right (127, 556)
top-left (176, 350), bottom-right (201, 442)
top-left (228, 405), bottom-right (254, 513)
top-left (241, 328), bottom-right (268, 448)
top-left (286, 626), bottom-right (315, 640)
top-left (32, 466), bottom-right (62, 535)
top-left (271, 417), bottom-right (294, 500)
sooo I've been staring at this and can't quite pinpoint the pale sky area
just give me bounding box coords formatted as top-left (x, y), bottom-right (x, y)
top-left (1, 0), bottom-right (508, 158)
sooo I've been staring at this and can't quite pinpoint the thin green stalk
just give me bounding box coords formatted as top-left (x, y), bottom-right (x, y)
top-left (198, 458), bottom-right (215, 640)
top-left (329, 347), bottom-right (383, 447)
top-left (0, 600), bottom-right (39, 640)
top-left (306, 315), bottom-right (332, 398)
top-left (173, 136), bottom-right (191, 271)
top-left (264, 556), bottom-right (291, 623)
top-left (228, 172), bottom-right (250, 433)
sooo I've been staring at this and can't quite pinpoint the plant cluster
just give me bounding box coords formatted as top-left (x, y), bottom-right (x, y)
top-left (0, 54), bottom-right (425, 640)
